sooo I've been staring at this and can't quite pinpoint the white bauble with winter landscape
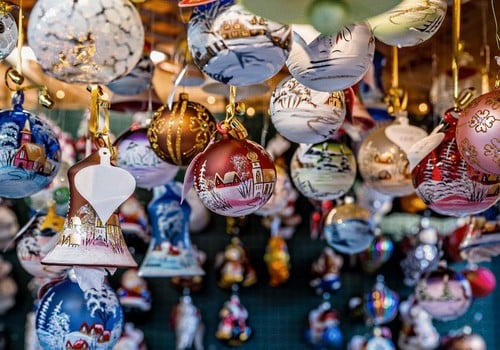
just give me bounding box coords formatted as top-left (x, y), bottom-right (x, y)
top-left (0, 11), bottom-right (18, 60)
top-left (270, 76), bottom-right (346, 144)
top-left (35, 278), bottom-right (123, 350)
top-left (187, 0), bottom-right (292, 86)
top-left (290, 140), bottom-right (357, 201)
top-left (0, 92), bottom-right (61, 198)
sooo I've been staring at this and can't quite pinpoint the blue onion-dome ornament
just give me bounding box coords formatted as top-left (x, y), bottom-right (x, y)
top-left (0, 91), bottom-right (61, 198)
top-left (0, 4), bottom-right (18, 60)
top-left (364, 275), bottom-right (399, 326)
top-left (35, 276), bottom-right (124, 350)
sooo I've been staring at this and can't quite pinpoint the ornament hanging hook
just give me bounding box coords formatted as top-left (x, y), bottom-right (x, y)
top-left (223, 85), bottom-right (248, 139)
top-left (384, 46), bottom-right (408, 117)
top-left (87, 84), bottom-right (115, 159)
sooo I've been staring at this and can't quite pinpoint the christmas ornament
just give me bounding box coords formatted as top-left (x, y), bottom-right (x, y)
top-left (215, 292), bottom-right (252, 346)
top-left (0, 91), bottom-right (61, 198)
top-left (170, 295), bottom-right (204, 350)
top-left (215, 237), bottom-right (257, 289)
top-left (35, 277), bottom-right (124, 350)
top-left (185, 188), bottom-right (212, 234)
top-left (263, 235), bottom-right (290, 287)
top-left (147, 93), bottom-right (217, 166)
top-left (358, 233), bottom-right (394, 274)
top-left (116, 126), bottom-right (179, 189)
top-left (414, 264), bottom-right (472, 321)
top-left (107, 54), bottom-right (155, 96)
top-left (27, 0), bottom-right (144, 84)
top-left (304, 301), bottom-right (343, 349)
top-left (358, 115), bottom-right (427, 197)
top-left (409, 108), bottom-right (500, 217)
top-left (323, 197), bottom-right (374, 254)
top-left (456, 87), bottom-right (500, 175)
top-left (269, 76), bottom-right (346, 144)
top-left (368, 0), bottom-right (447, 47)
top-left (170, 245), bottom-right (207, 293)
top-left (364, 276), bottom-right (399, 325)
top-left (459, 217), bottom-right (500, 263)
top-left (254, 163), bottom-right (293, 217)
top-left (441, 329), bottom-right (486, 350)
top-left (187, 113), bottom-right (276, 216)
top-left (290, 141), bottom-right (357, 201)
top-left (117, 269), bottom-right (152, 312)
top-left (354, 183), bottom-right (394, 224)
top-left (310, 246), bottom-right (343, 295)
top-left (118, 194), bottom-right (149, 243)
top-left (113, 323), bottom-right (147, 350)
top-left (0, 201), bottom-right (18, 251)
top-left (398, 298), bottom-right (440, 350)
top-left (187, 1), bottom-right (291, 86)
top-left (16, 205), bottom-right (68, 279)
top-left (0, 7), bottom-right (18, 60)
top-left (286, 23), bottom-right (375, 92)
top-left (461, 265), bottom-right (496, 298)
top-left (138, 182), bottom-right (205, 278)
top-left (0, 257), bottom-right (16, 315)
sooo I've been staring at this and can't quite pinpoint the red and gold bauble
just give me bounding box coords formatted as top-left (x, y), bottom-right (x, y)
top-left (410, 109), bottom-right (500, 217)
top-left (148, 93), bottom-right (217, 166)
top-left (189, 122), bottom-right (276, 217)
top-left (456, 88), bottom-right (500, 175)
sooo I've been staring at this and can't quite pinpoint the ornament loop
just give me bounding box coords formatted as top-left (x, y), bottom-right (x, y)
top-left (87, 84), bottom-right (115, 158)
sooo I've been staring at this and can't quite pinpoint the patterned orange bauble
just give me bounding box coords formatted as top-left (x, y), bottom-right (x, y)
top-left (148, 93), bottom-right (217, 166)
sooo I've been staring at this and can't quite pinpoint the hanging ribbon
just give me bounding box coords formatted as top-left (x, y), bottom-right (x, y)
top-left (384, 46), bottom-right (408, 117)
top-left (87, 85), bottom-right (115, 159)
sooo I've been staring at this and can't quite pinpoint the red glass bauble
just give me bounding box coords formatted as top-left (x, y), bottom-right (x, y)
top-left (190, 122), bottom-right (276, 216)
top-left (461, 266), bottom-right (496, 298)
top-left (411, 109), bottom-right (500, 217)
top-left (148, 93), bottom-right (217, 166)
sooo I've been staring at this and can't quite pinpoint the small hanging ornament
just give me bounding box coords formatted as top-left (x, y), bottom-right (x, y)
top-left (269, 76), bottom-right (346, 144)
top-left (187, 1), bottom-right (292, 86)
top-left (461, 265), bottom-right (496, 298)
top-left (323, 197), bottom-right (374, 255)
top-left (170, 294), bottom-right (205, 350)
top-left (117, 269), bottom-right (152, 313)
top-left (263, 234), bottom-right (290, 287)
top-left (290, 140), bottom-right (357, 201)
top-left (0, 3), bottom-right (18, 60)
top-left (441, 327), bottom-right (486, 350)
top-left (27, 0), bottom-right (145, 84)
top-left (286, 23), bottom-right (375, 92)
top-left (368, 0), bottom-right (447, 47)
top-left (414, 263), bottom-right (472, 321)
top-left (397, 298), bottom-right (440, 350)
top-left (358, 231), bottom-right (394, 274)
top-left (116, 126), bottom-right (179, 189)
top-left (310, 246), bottom-right (343, 295)
top-left (148, 93), bottom-right (217, 166)
top-left (364, 276), bottom-right (399, 326)
top-left (215, 289), bottom-right (252, 346)
top-left (215, 237), bottom-right (257, 289)
top-left (304, 300), bottom-right (343, 349)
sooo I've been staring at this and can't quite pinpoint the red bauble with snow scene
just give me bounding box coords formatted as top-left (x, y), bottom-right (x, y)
top-left (410, 108), bottom-right (500, 217)
top-left (189, 122), bottom-right (276, 217)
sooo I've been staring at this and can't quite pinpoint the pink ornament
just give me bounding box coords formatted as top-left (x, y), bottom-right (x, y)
top-left (456, 88), bottom-right (500, 175)
top-left (461, 266), bottom-right (496, 298)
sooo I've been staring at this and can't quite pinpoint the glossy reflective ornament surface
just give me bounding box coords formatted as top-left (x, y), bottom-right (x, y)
top-left (27, 0), bottom-right (144, 84)
top-left (410, 109), bottom-right (500, 217)
top-left (364, 276), bottom-right (399, 325)
top-left (107, 55), bottom-right (155, 96)
top-left (456, 88), bottom-right (500, 175)
top-left (0, 92), bottom-right (61, 198)
top-left (215, 293), bottom-right (252, 346)
top-left (187, 1), bottom-right (291, 86)
top-left (254, 164), bottom-right (293, 216)
top-left (116, 127), bottom-right (179, 189)
top-left (359, 234), bottom-right (394, 274)
top-left (461, 266), bottom-right (496, 298)
top-left (0, 12), bottom-right (18, 60)
top-left (36, 278), bottom-right (124, 350)
top-left (286, 23), bottom-right (375, 92)
top-left (270, 76), bottom-right (346, 144)
top-left (414, 265), bottom-right (472, 321)
top-left (368, 0), bottom-right (447, 47)
top-left (304, 301), bottom-right (342, 349)
top-left (148, 93), bottom-right (217, 166)
top-left (291, 141), bottom-right (356, 201)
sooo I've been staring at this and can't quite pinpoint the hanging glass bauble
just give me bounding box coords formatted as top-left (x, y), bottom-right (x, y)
top-left (368, 0), bottom-right (447, 47)
top-left (254, 163), bottom-right (293, 216)
top-left (414, 264), bottom-right (472, 321)
top-left (410, 108), bottom-right (500, 217)
top-left (215, 293), bottom-right (252, 345)
top-left (188, 122), bottom-right (276, 216)
top-left (323, 197), bottom-right (374, 254)
top-left (27, 0), bottom-right (144, 84)
top-left (0, 92), bottom-right (61, 198)
top-left (35, 278), bottom-right (124, 350)
top-left (106, 54), bottom-right (155, 96)
top-left (290, 141), bottom-right (357, 201)
top-left (148, 93), bottom-right (217, 166)
top-left (456, 88), bottom-right (500, 175)
top-left (187, 1), bottom-right (292, 86)
top-left (461, 266), bottom-right (496, 298)
top-left (0, 11), bottom-right (18, 60)
top-left (364, 276), bottom-right (399, 325)
top-left (286, 22), bottom-right (375, 92)
top-left (359, 234), bottom-right (394, 274)
top-left (358, 116), bottom-right (427, 197)
top-left (304, 301), bottom-right (343, 349)
top-left (116, 127), bottom-right (179, 189)
top-left (270, 76), bottom-right (346, 144)
top-left (442, 331), bottom-right (486, 350)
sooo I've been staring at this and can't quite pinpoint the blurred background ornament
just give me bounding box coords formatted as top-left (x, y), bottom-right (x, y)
top-left (113, 322), bottom-right (148, 350)
top-left (0, 257), bottom-right (16, 315)
top-left (441, 327), bottom-right (486, 350)
top-left (0, 5), bottom-right (18, 60)
top-left (187, 1), bottom-right (291, 86)
top-left (358, 231), bottom-right (394, 274)
top-left (254, 163), bottom-right (293, 217)
top-left (215, 291), bottom-right (252, 346)
top-left (35, 276), bottom-right (124, 350)
top-left (171, 245), bottom-right (207, 293)
top-left (263, 234), bottom-right (290, 287)
top-left (364, 275), bottom-right (399, 326)
top-left (270, 76), bottom-right (346, 144)
top-left (290, 141), bottom-right (357, 201)
top-left (286, 23), bottom-right (375, 92)
top-left (324, 197), bottom-right (374, 254)
top-left (0, 201), bottom-right (19, 251)
top-left (117, 269), bottom-right (152, 313)
top-left (397, 297), bottom-right (440, 350)
top-left (170, 294), bottom-right (204, 350)
top-left (414, 263), bottom-right (472, 321)
top-left (304, 300), bottom-right (343, 349)
top-left (310, 246), bottom-right (343, 295)
top-left (27, 0), bottom-right (145, 84)
top-left (107, 54), bottom-right (155, 96)
top-left (215, 237), bottom-right (257, 289)
top-left (460, 265), bottom-right (496, 298)
top-left (458, 216), bottom-right (500, 263)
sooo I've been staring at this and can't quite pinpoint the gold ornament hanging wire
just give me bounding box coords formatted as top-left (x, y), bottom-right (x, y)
top-left (87, 85), bottom-right (115, 159)
top-left (384, 46), bottom-right (408, 117)
top-left (223, 85), bottom-right (248, 139)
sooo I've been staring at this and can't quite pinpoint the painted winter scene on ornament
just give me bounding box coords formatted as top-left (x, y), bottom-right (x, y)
top-left (291, 141), bottom-right (356, 201)
top-left (187, 1), bottom-right (291, 86)
top-left (270, 76), bottom-right (346, 144)
top-left (36, 278), bottom-right (124, 350)
top-left (0, 93), bottom-right (61, 198)
top-left (0, 12), bottom-right (18, 60)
